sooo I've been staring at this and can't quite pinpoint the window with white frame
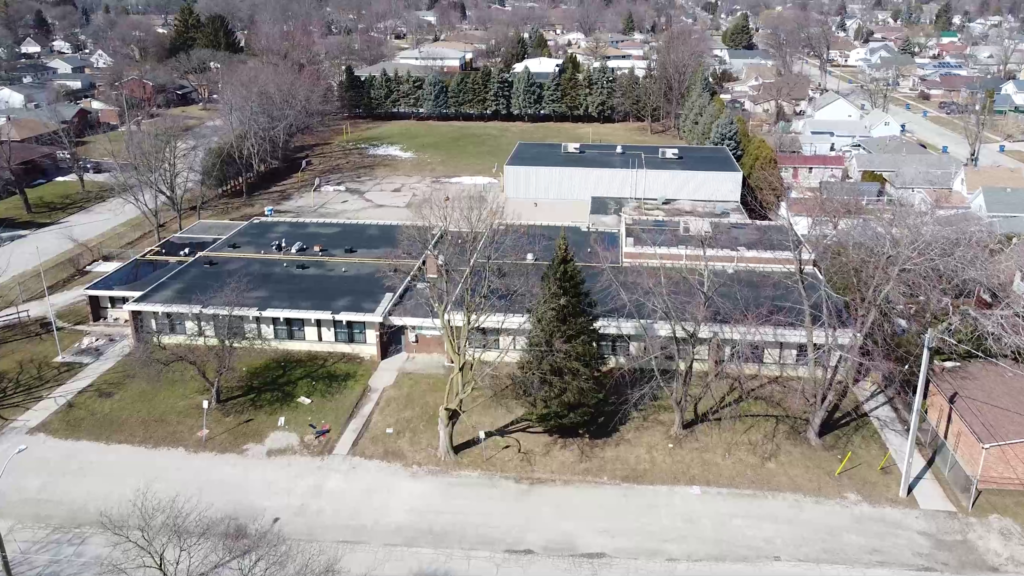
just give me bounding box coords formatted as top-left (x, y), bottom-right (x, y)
top-left (334, 320), bottom-right (367, 343)
top-left (273, 318), bottom-right (305, 340)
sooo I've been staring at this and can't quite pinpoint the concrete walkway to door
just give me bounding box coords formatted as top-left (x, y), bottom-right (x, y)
top-left (334, 353), bottom-right (407, 455)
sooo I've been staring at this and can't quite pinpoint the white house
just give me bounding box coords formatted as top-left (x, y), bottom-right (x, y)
top-left (600, 59), bottom-right (649, 76)
top-left (999, 80), bottom-right (1024, 109)
top-left (801, 118), bottom-right (871, 146)
top-left (512, 57), bottom-right (562, 81)
top-left (46, 56), bottom-right (90, 74)
top-left (0, 84), bottom-right (49, 108)
top-left (862, 109), bottom-right (900, 137)
top-left (89, 49), bottom-right (114, 69)
top-left (617, 41), bottom-right (646, 57)
top-left (848, 42), bottom-right (897, 68)
top-left (556, 31), bottom-right (586, 46)
top-left (970, 187), bottom-right (1024, 218)
top-left (394, 47), bottom-right (466, 71)
top-left (19, 37), bottom-right (43, 55)
top-left (51, 74), bottom-right (94, 90)
top-left (811, 92), bottom-right (862, 120)
top-left (953, 165), bottom-right (1024, 197)
top-left (50, 38), bottom-right (75, 54)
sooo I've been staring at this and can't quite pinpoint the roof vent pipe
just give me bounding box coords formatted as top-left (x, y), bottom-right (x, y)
top-left (616, 145), bottom-right (624, 154)
top-left (526, 253), bottom-right (536, 262)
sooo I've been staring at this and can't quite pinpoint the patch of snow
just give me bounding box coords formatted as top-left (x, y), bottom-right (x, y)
top-left (364, 144), bottom-right (416, 158)
top-left (320, 184), bottom-right (347, 192)
top-left (243, 430), bottom-right (299, 458)
top-left (54, 175), bottom-right (79, 181)
top-left (445, 176), bottom-right (498, 185)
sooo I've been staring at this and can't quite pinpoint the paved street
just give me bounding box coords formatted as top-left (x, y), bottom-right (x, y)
top-left (1, 428), bottom-right (1023, 575)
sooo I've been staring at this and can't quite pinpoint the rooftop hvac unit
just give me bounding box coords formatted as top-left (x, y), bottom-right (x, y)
top-left (658, 148), bottom-right (680, 159)
top-left (561, 142), bottom-right (581, 154)
top-left (526, 253), bottom-right (536, 262)
top-left (343, 246), bottom-right (355, 254)
top-left (615, 145), bottom-right (624, 154)
top-left (290, 241), bottom-right (304, 254)
top-left (680, 218), bottom-right (711, 236)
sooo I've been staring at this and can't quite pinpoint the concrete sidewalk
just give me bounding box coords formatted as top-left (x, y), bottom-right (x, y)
top-left (333, 353), bottom-right (407, 455)
top-left (1, 339), bottom-right (129, 436)
top-left (853, 381), bottom-right (957, 512)
top-left (0, 287), bottom-right (85, 321)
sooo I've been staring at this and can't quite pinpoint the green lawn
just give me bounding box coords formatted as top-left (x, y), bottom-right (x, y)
top-left (35, 349), bottom-right (374, 455)
top-left (0, 321), bottom-right (85, 429)
top-left (355, 373), bottom-right (909, 506)
top-left (0, 180), bottom-right (108, 227)
top-left (163, 105), bottom-right (217, 120)
top-left (77, 131), bottom-right (125, 160)
top-left (347, 121), bottom-right (687, 176)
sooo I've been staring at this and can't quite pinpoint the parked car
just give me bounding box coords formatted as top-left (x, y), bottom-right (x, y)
top-left (78, 160), bottom-right (103, 174)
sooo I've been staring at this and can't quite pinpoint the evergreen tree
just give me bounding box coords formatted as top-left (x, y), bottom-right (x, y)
top-left (563, 53), bottom-right (582, 75)
top-left (511, 67), bottom-right (543, 117)
top-left (614, 68), bottom-right (640, 122)
top-left (872, 0), bottom-right (883, 8)
top-left (399, 72), bottom-right (424, 111)
top-left (679, 85), bottom-right (719, 144)
top-left (448, 72), bottom-right (471, 116)
top-left (835, 0), bottom-right (848, 18)
top-left (511, 233), bottom-right (605, 434)
top-left (80, 5), bottom-right (91, 27)
top-left (339, 65), bottom-right (365, 114)
top-left (934, 0), bottom-right (953, 31)
top-left (722, 13), bottom-right (755, 49)
top-left (389, 72), bottom-right (404, 110)
top-left (543, 72), bottom-right (566, 118)
top-left (835, 17), bottom-right (847, 33)
top-left (458, 1), bottom-right (467, 21)
top-left (0, 0), bottom-right (12, 35)
top-left (169, 0), bottom-right (202, 55)
top-left (472, 66), bottom-right (492, 113)
top-left (32, 9), bottom-right (52, 39)
top-left (198, 13), bottom-right (243, 53)
top-left (362, 74), bottom-right (378, 115)
top-left (488, 67), bottom-right (512, 115)
top-left (529, 27), bottom-right (551, 57)
top-left (371, 70), bottom-right (395, 115)
top-left (898, 36), bottom-right (916, 55)
top-left (622, 10), bottom-right (636, 35)
top-left (890, 7), bottom-right (902, 23)
top-left (587, 63), bottom-right (615, 121)
top-left (561, 69), bottom-right (585, 119)
top-left (422, 73), bottom-right (448, 115)
top-left (103, 3), bottom-right (111, 15)
top-left (709, 115), bottom-right (742, 161)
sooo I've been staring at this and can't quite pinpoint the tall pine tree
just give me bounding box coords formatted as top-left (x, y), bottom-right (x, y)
top-left (722, 13), bottom-right (755, 49)
top-left (561, 68), bottom-right (585, 120)
top-left (488, 67), bottom-right (512, 116)
top-left (898, 37), bottom-right (916, 55)
top-left (934, 0), bottom-right (953, 31)
top-left (422, 74), bottom-right (448, 116)
top-left (512, 233), bottom-right (605, 434)
top-left (169, 0), bottom-right (202, 55)
top-left (587, 63), bottom-right (615, 121)
top-left (709, 115), bottom-right (742, 161)
top-left (543, 72), bottom-right (566, 118)
top-left (614, 68), bottom-right (640, 122)
top-left (197, 13), bottom-right (243, 53)
top-left (339, 65), bottom-right (365, 115)
top-left (472, 67), bottom-right (492, 114)
top-left (399, 72), bottom-right (424, 111)
top-left (32, 9), bottom-right (52, 39)
top-left (622, 10), bottom-right (636, 35)
top-left (371, 71), bottom-right (395, 115)
top-left (511, 67), bottom-right (543, 117)
top-left (448, 72), bottom-right (471, 117)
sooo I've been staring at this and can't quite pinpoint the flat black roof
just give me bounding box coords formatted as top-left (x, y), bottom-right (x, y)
top-left (86, 260), bottom-right (185, 293)
top-left (497, 224), bottom-right (620, 265)
top-left (150, 236), bottom-right (221, 258)
top-left (627, 221), bottom-right (792, 252)
top-left (207, 219), bottom-right (417, 261)
top-left (505, 143), bottom-right (742, 173)
top-left (178, 220), bottom-right (245, 237)
top-left (131, 257), bottom-right (394, 315)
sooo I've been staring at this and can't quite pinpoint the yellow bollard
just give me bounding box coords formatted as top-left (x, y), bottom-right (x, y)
top-left (877, 451), bottom-right (891, 470)
top-left (835, 451), bottom-right (852, 476)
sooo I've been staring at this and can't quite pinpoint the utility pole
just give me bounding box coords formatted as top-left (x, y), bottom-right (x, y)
top-left (0, 445), bottom-right (27, 576)
top-left (37, 248), bottom-right (61, 359)
top-left (900, 328), bottom-right (934, 498)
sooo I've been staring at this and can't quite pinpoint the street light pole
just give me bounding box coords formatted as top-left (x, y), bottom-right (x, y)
top-left (900, 329), bottom-right (933, 499)
top-left (202, 400), bottom-right (209, 444)
top-left (0, 445), bottom-right (28, 576)
top-left (36, 248), bottom-right (61, 360)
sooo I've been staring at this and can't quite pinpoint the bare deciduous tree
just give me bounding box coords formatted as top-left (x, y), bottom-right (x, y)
top-left (101, 489), bottom-right (343, 576)
top-left (797, 12), bottom-right (832, 85)
top-left (961, 91), bottom-right (994, 167)
top-left (653, 23), bottom-right (707, 131)
top-left (391, 191), bottom-right (532, 460)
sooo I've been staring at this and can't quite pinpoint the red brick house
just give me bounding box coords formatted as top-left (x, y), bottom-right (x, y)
top-left (115, 76), bottom-right (197, 108)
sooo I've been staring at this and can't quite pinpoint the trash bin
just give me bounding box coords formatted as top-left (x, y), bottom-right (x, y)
top-left (847, 79), bottom-right (853, 84)
top-left (905, 103), bottom-right (911, 110)
top-left (264, 206), bottom-right (274, 216)
top-left (900, 123), bottom-right (906, 133)
top-left (941, 146), bottom-right (948, 154)
top-left (1000, 144), bottom-right (1007, 153)
top-left (922, 110), bottom-right (928, 117)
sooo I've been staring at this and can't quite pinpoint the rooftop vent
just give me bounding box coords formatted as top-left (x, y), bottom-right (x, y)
top-left (526, 252), bottom-right (536, 263)
top-left (680, 218), bottom-right (711, 236)
top-left (658, 148), bottom-right (680, 159)
top-left (313, 244), bottom-right (324, 252)
top-left (296, 263), bottom-right (309, 270)
top-left (615, 145), bottom-right (624, 154)
top-left (228, 242), bottom-right (240, 250)
top-left (343, 246), bottom-right (356, 254)
top-left (561, 142), bottom-right (581, 154)
top-left (203, 259), bottom-right (217, 267)
top-left (290, 241), bottom-right (305, 254)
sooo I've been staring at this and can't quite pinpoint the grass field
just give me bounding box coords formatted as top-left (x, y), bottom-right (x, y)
top-left (353, 373), bottom-right (908, 506)
top-left (163, 105), bottom-right (217, 120)
top-left (346, 121), bottom-right (686, 176)
top-left (0, 181), bottom-right (108, 227)
top-left (76, 131), bottom-right (125, 160)
top-left (36, 349), bottom-right (374, 455)
top-left (0, 321), bottom-right (85, 429)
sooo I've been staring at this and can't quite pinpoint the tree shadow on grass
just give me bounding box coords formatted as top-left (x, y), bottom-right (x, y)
top-left (220, 351), bottom-right (365, 415)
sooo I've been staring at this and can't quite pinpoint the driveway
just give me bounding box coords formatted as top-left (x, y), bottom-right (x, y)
top-left (0, 431), bottom-right (1022, 574)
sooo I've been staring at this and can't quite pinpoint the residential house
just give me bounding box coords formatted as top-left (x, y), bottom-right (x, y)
top-left (512, 57), bottom-right (562, 82)
top-left (12, 63), bottom-right (56, 83)
top-left (918, 74), bottom-right (982, 98)
top-left (872, 26), bottom-right (908, 42)
top-left (599, 59), bottom-right (649, 76)
top-left (556, 31), bottom-right (586, 46)
top-left (862, 109), bottom-right (900, 137)
top-left (0, 142), bottom-right (61, 183)
top-left (850, 152), bottom-right (961, 179)
top-left (996, 80), bottom-right (1024, 115)
top-left (842, 17), bottom-right (864, 38)
top-left (829, 36), bottom-right (858, 65)
top-left (938, 30), bottom-right (960, 43)
top-left (50, 73), bottom-right (94, 91)
top-left (798, 134), bottom-right (837, 154)
top-left (851, 153), bottom-right (962, 207)
top-left (584, 32), bottom-right (632, 48)
top-left (778, 154), bottom-right (845, 186)
top-left (418, 41), bottom-right (476, 67)
top-left (723, 64), bottom-right (776, 97)
top-left (783, 180), bottom-right (886, 234)
top-left (394, 46), bottom-right (467, 71)
top-left (0, 84), bottom-right (50, 108)
top-left (934, 42), bottom-right (970, 58)
top-left (746, 77), bottom-right (811, 116)
top-left (811, 91), bottom-right (862, 120)
top-left (854, 135), bottom-right (929, 155)
top-left (617, 41), bottom-right (646, 57)
top-left (722, 49), bottom-right (773, 73)
top-left (568, 45), bottom-right (632, 63)
top-left (116, 77), bottom-right (197, 108)
top-left (0, 118), bottom-right (59, 143)
top-left (954, 165), bottom-right (1024, 197)
top-left (50, 38), bottom-right (76, 54)
top-left (0, 104), bottom-right (93, 135)
top-left (353, 62), bottom-right (433, 78)
top-left (801, 118), bottom-right (871, 146)
top-left (414, 10), bottom-right (437, 24)
top-left (88, 49), bottom-right (114, 69)
top-left (46, 56), bottom-right (91, 75)
top-left (969, 45), bottom-right (1024, 75)
top-left (19, 37), bottom-right (44, 55)
top-left (852, 43), bottom-right (899, 70)
top-left (970, 187), bottom-right (1024, 218)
